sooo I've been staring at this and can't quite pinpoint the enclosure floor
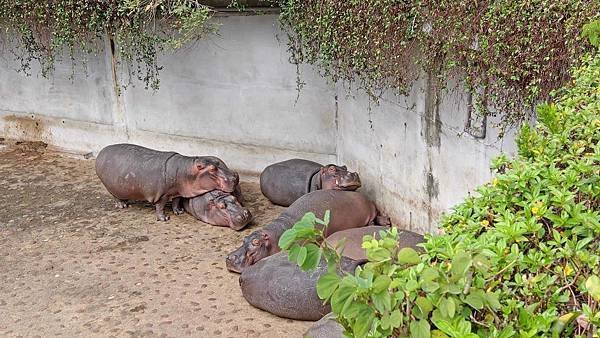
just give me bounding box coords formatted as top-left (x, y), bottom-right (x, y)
top-left (0, 141), bottom-right (312, 337)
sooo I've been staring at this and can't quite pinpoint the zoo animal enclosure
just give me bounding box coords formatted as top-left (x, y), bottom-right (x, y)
top-left (0, 14), bottom-right (516, 234)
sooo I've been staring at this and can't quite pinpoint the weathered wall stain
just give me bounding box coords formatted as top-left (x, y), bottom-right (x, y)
top-left (3, 115), bottom-right (48, 142)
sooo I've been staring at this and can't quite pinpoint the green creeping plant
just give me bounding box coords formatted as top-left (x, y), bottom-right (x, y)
top-left (0, 0), bottom-right (218, 90)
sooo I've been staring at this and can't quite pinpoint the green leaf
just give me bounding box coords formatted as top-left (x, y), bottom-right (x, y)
top-left (410, 319), bottom-right (431, 338)
top-left (421, 280), bottom-right (440, 293)
top-left (278, 229), bottom-right (296, 250)
top-left (464, 291), bottom-right (484, 310)
top-left (451, 251), bottom-right (472, 281)
top-left (397, 247), bottom-right (421, 265)
top-left (372, 291), bottom-right (392, 313)
top-left (484, 292), bottom-right (501, 310)
top-left (421, 267), bottom-right (440, 282)
top-left (416, 296), bottom-right (433, 316)
top-left (368, 247), bottom-right (391, 261)
top-left (439, 297), bottom-right (455, 318)
top-left (288, 244), bottom-right (301, 263)
top-left (406, 279), bottom-right (419, 292)
top-left (316, 271), bottom-right (340, 300)
top-left (585, 275), bottom-right (600, 301)
top-left (296, 246), bottom-right (307, 266)
top-left (372, 275), bottom-right (392, 293)
top-left (301, 243), bottom-right (322, 271)
top-left (330, 284), bottom-right (355, 314)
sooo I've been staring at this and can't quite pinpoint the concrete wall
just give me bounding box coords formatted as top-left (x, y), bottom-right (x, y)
top-left (0, 14), bottom-right (516, 233)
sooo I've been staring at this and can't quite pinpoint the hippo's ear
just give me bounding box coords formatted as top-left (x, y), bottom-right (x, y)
top-left (217, 202), bottom-right (226, 209)
top-left (261, 232), bottom-right (270, 241)
top-left (341, 165), bottom-right (347, 170)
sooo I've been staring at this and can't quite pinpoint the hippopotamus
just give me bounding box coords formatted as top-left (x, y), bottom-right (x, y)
top-left (325, 226), bottom-right (424, 260)
top-left (239, 251), bottom-right (363, 320)
top-left (181, 190), bottom-right (252, 230)
top-left (226, 190), bottom-right (390, 273)
top-left (304, 313), bottom-right (344, 338)
top-left (95, 143), bottom-right (239, 221)
top-left (259, 159), bottom-right (361, 207)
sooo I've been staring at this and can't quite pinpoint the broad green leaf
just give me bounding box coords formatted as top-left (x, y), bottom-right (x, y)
top-left (421, 280), bottom-right (440, 293)
top-left (331, 284), bottom-right (355, 314)
top-left (301, 243), bottom-right (322, 271)
top-left (451, 251), bottom-right (472, 281)
top-left (368, 247), bottom-right (391, 261)
top-left (372, 291), bottom-right (392, 313)
top-left (353, 307), bottom-right (375, 338)
top-left (484, 291), bottom-right (501, 310)
top-left (278, 229), bottom-right (296, 250)
top-left (397, 247), bottom-right (421, 265)
top-left (421, 267), bottom-right (440, 282)
top-left (439, 297), bottom-right (455, 318)
top-left (410, 319), bottom-right (431, 338)
top-left (416, 296), bottom-right (433, 316)
top-left (288, 244), bottom-right (301, 263)
top-left (296, 246), bottom-right (307, 266)
top-left (373, 275), bottom-right (392, 293)
top-left (317, 271), bottom-right (340, 300)
top-left (406, 279), bottom-right (419, 292)
top-left (585, 275), bottom-right (600, 301)
top-left (464, 291), bottom-right (484, 310)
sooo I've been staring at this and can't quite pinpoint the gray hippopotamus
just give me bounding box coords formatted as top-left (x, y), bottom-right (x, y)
top-left (226, 190), bottom-right (390, 273)
top-left (326, 226), bottom-right (424, 260)
top-left (95, 143), bottom-right (239, 221)
top-left (260, 159), bottom-right (361, 207)
top-left (304, 313), bottom-right (344, 338)
top-left (181, 191), bottom-right (252, 230)
top-left (239, 251), bottom-right (363, 321)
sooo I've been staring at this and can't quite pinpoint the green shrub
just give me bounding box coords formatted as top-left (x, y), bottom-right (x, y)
top-left (281, 49), bottom-right (600, 337)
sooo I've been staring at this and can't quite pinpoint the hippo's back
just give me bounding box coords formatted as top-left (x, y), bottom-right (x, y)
top-left (260, 159), bottom-right (322, 207)
top-left (283, 190), bottom-right (377, 236)
top-left (95, 144), bottom-right (176, 202)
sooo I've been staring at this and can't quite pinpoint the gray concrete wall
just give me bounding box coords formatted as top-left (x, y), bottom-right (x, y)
top-left (0, 14), bottom-right (516, 233)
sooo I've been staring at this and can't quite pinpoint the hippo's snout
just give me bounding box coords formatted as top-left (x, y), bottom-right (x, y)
top-left (220, 174), bottom-right (238, 193)
top-left (226, 251), bottom-right (243, 274)
top-left (339, 172), bottom-right (361, 189)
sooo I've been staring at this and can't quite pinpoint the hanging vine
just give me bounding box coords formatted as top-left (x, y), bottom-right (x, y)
top-left (277, 0), bottom-right (600, 128)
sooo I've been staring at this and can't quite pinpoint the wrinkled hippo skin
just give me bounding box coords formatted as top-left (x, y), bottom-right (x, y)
top-left (95, 143), bottom-right (239, 221)
top-left (226, 190), bottom-right (389, 273)
top-left (304, 313), bottom-right (344, 338)
top-left (326, 226), bottom-right (424, 261)
top-left (260, 159), bottom-right (361, 207)
top-left (181, 190), bottom-right (252, 230)
top-left (239, 252), bottom-right (362, 321)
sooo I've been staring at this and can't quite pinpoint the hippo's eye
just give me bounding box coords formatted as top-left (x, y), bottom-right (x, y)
top-left (251, 238), bottom-right (260, 246)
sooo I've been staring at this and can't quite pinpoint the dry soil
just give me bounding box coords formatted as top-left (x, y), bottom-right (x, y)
top-left (0, 140), bottom-right (312, 337)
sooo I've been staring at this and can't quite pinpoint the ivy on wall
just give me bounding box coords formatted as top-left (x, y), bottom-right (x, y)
top-left (0, 1), bottom-right (217, 90)
top-left (277, 0), bottom-right (600, 129)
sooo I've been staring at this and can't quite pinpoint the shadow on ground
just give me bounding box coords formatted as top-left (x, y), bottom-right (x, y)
top-left (0, 140), bottom-right (311, 337)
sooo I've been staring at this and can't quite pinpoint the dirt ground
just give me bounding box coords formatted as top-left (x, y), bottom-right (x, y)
top-left (0, 140), bottom-right (312, 337)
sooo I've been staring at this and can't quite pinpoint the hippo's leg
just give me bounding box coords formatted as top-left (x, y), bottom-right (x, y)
top-left (114, 199), bottom-right (129, 209)
top-left (172, 197), bottom-right (184, 215)
top-left (155, 197), bottom-right (170, 221)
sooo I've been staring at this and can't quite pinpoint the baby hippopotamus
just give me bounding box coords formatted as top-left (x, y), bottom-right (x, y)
top-left (226, 190), bottom-right (390, 273)
top-left (260, 159), bottom-right (361, 207)
top-left (95, 143), bottom-right (239, 221)
top-left (239, 251), bottom-right (362, 320)
top-left (181, 191), bottom-right (252, 230)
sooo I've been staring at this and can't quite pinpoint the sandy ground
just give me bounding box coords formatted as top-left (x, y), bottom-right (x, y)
top-left (0, 140), bottom-right (312, 337)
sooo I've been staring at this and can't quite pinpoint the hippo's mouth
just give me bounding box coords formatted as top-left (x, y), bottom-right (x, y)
top-left (337, 178), bottom-right (362, 190)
